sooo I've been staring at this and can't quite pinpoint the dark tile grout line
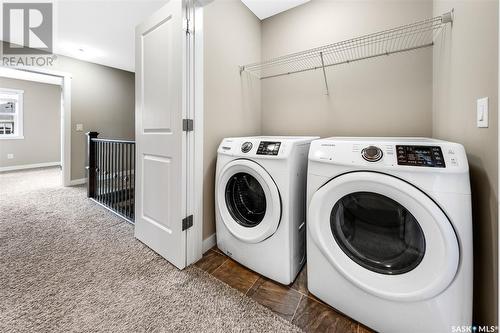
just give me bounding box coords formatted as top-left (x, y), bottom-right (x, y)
top-left (206, 247), bottom-right (366, 332)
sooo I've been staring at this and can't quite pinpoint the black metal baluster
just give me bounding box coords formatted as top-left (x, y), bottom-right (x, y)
top-left (117, 142), bottom-right (121, 215)
top-left (95, 141), bottom-right (98, 199)
top-left (102, 141), bottom-right (105, 202)
top-left (127, 143), bottom-right (131, 219)
top-left (110, 142), bottom-right (114, 209)
top-left (120, 143), bottom-right (124, 215)
top-left (94, 140), bottom-right (98, 196)
top-left (95, 141), bottom-right (99, 199)
top-left (123, 143), bottom-right (126, 217)
top-left (132, 143), bottom-right (135, 220)
top-left (97, 141), bottom-right (100, 198)
top-left (111, 142), bottom-right (113, 208)
top-left (115, 142), bottom-right (119, 212)
top-left (102, 142), bottom-right (105, 204)
top-left (116, 142), bottom-right (119, 212)
top-left (116, 143), bottom-right (119, 214)
top-left (107, 142), bottom-right (111, 206)
top-left (100, 142), bottom-right (103, 201)
top-left (100, 142), bottom-right (103, 203)
top-left (108, 142), bottom-right (111, 208)
top-left (103, 142), bottom-right (105, 201)
top-left (112, 142), bottom-right (116, 210)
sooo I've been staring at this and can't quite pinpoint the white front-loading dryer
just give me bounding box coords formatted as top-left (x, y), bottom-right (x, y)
top-left (216, 136), bottom-right (318, 284)
top-left (307, 137), bottom-right (472, 333)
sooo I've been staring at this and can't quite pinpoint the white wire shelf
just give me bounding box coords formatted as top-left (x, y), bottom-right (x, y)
top-left (240, 11), bottom-right (453, 94)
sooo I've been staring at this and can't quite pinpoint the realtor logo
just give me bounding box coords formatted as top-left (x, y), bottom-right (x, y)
top-left (3, 3), bottom-right (53, 54)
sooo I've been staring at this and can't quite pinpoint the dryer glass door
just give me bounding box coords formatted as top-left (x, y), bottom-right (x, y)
top-left (331, 192), bottom-right (425, 275)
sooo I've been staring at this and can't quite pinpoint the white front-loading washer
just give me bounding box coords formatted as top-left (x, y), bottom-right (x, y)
top-left (307, 137), bottom-right (472, 333)
top-left (216, 136), bottom-right (318, 284)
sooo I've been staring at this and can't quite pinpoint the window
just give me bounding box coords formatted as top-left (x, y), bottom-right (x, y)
top-left (0, 88), bottom-right (24, 139)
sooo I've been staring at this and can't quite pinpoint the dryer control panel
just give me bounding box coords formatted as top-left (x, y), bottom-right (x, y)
top-left (257, 141), bottom-right (281, 156)
top-left (218, 136), bottom-right (319, 159)
top-left (396, 145), bottom-right (445, 168)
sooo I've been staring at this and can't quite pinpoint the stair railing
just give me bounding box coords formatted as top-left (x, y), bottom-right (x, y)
top-left (86, 132), bottom-right (135, 223)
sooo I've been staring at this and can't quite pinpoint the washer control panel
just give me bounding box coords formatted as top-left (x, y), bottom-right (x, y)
top-left (308, 138), bottom-right (468, 172)
top-left (396, 145), bottom-right (445, 168)
top-left (257, 141), bottom-right (281, 156)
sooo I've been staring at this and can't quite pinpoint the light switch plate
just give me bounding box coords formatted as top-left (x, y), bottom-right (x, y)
top-left (76, 123), bottom-right (84, 132)
top-left (7, 153), bottom-right (14, 159)
top-left (477, 97), bottom-right (489, 128)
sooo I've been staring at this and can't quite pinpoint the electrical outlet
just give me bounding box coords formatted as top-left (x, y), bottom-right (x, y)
top-left (7, 153), bottom-right (14, 159)
top-left (76, 124), bottom-right (84, 132)
top-left (477, 97), bottom-right (489, 128)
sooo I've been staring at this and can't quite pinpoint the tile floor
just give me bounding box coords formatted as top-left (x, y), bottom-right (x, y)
top-left (195, 247), bottom-right (376, 333)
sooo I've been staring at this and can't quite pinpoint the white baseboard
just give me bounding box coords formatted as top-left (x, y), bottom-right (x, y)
top-left (0, 161), bottom-right (61, 173)
top-left (69, 178), bottom-right (87, 186)
top-left (202, 233), bottom-right (217, 253)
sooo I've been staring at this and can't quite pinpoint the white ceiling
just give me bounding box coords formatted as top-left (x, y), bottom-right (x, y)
top-left (55, 0), bottom-right (167, 72)
top-left (3, 0), bottom-right (309, 72)
top-left (240, 0), bottom-right (310, 20)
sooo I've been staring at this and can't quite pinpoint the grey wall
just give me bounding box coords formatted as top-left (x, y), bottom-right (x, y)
top-left (203, 0), bottom-right (262, 238)
top-left (0, 78), bottom-right (60, 168)
top-left (50, 55), bottom-right (135, 181)
top-left (260, 0), bottom-right (433, 138)
top-left (202, 0), bottom-right (433, 239)
top-left (202, 5), bottom-right (499, 325)
top-left (433, 0), bottom-right (498, 326)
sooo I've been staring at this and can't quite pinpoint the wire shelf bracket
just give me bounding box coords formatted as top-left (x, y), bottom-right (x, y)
top-left (240, 10), bottom-right (454, 95)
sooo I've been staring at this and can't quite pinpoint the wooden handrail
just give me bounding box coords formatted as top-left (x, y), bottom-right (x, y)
top-left (91, 138), bottom-right (135, 144)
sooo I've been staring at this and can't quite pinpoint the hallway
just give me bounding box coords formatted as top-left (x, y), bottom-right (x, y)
top-left (1, 167), bottom-right (61, 193)
top-left (0, 168), bottom-right (299, 332)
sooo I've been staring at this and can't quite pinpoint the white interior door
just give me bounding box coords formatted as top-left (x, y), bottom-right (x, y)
top-left (135, 0), bottom-right (188, 269)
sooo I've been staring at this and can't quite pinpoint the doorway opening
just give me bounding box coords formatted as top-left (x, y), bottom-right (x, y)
top-left (0, 66), bottom-right (72, 187)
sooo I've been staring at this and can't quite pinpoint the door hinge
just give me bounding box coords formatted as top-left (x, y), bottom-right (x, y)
top-left (185, 18), bottom-right (192, 34)
top-left (182, 215), bottom-right (193, 231)
top-left (183, 119), bottom-right (194, 132)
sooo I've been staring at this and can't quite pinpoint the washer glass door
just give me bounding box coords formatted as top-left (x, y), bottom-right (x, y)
top-left (331, 192), bottom-right (425, 275)
top-left (308, 171), bottom-right (459, 302)
top-left (225, 172), bottom-right (267, 228)
top-left (218, 159), bottom-right (281, 243)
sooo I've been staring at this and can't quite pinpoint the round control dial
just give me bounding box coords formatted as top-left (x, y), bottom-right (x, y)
top-left (361, 146), bottom-right (383, 162)
top-left (241, 142), bottom-right (253, 153)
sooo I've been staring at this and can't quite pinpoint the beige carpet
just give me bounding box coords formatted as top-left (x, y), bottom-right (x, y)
top-left (0, 168), bottom-right (301, 332)
top-left (0, 166), bottom-right (62, 193)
